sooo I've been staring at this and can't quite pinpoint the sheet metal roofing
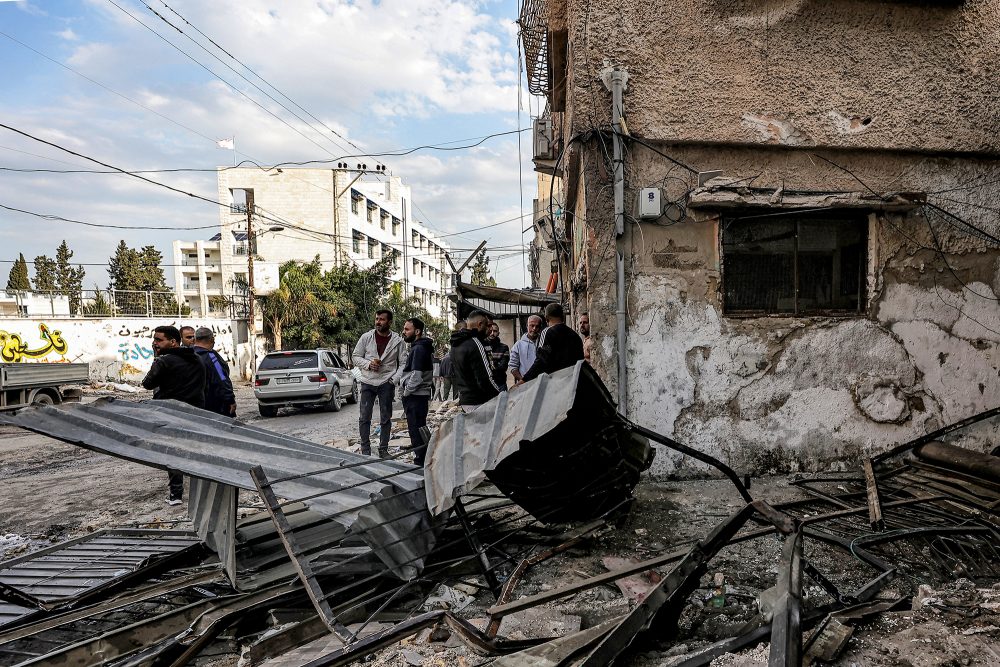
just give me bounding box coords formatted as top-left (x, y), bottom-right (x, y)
top-left (424, 362), bottom-right (652, 520)
top-left (0, 399), bottom-right (435, 581)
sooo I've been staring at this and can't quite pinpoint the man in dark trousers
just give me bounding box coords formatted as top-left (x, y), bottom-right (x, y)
top-left (192, 327), bottom-right (236, 417)
top-left (142, 325), bottom-right (206, 505)
top-left (484, 322), bottom-right (510, 389)
top-left (519, 303), bottom-right (584, 384)
top-left (450, 310), bottom-right (504, 410)
top-left (352, 309), bottom-right (406, 457)
top-left (400, 317), bottom-right (434, 466)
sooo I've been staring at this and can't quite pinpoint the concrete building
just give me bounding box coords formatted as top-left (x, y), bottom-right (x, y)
top-left (524, 0), bottom-right (1000, 474)
top-left (173, 169), bottom-right (451, 320)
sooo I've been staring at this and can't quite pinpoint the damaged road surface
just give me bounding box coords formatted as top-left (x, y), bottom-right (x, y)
top-left (0, 374), bottom-right (999, 666)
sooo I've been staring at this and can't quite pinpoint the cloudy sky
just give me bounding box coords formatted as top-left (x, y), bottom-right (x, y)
top-left (0, 0), bottom-right (540, 290)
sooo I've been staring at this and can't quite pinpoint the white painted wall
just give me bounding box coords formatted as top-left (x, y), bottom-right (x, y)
top-left (0, 317), bottom-right (264, 383)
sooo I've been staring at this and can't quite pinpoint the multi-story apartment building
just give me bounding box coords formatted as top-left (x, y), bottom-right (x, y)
top-left (173, 169), bottom-right (451, 321)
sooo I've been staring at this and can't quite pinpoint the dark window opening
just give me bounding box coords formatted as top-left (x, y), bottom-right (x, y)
top-left (722, 212), bottom-right (867, 316)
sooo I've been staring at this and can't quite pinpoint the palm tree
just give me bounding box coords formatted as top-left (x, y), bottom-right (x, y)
top-left (257, 260), bottom-right (338, 350)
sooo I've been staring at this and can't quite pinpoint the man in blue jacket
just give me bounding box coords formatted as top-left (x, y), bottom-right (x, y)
top-left (400, 317), bottom-right (434, 466)
top-left (192, 327), bottom-right (236, 417)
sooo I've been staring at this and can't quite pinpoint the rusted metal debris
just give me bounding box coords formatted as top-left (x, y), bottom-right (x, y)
top-left (3, 396), bottom-right (1000, 666)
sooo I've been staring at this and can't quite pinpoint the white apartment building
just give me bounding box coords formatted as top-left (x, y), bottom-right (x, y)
top-left (173, 168), bottom-right (451, 321)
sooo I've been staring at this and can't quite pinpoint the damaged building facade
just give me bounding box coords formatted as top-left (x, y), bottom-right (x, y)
top-left (525, 0), bottom-right (1000, 475)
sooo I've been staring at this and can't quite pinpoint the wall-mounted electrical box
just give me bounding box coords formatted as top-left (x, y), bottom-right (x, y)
top-left (638, 187), bottom-right (662, 219)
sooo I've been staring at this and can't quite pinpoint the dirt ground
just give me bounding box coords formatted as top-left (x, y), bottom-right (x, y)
top-left (2, 385), bottom-right (999, 666)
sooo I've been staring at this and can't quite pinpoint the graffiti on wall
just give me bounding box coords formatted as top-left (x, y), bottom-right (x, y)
top-left (0, 323), bottom-right (69, 362)
top-left (0, 317), bottom-right (246, 382)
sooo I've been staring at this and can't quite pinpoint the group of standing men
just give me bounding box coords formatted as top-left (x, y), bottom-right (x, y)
top-left (140, 324), bottom-right (237, 505)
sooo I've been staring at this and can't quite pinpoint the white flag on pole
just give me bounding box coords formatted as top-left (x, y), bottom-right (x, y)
top-left (216, 138), bottom-right (235, 150)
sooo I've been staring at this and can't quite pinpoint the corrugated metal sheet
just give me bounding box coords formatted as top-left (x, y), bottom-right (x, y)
top-left (0, 399), bottom-right (435, 580)
top-left (424, 362), bottom-right (653, 520)
top-left (0, 529), bottom-right (201, 609)
top-left (0, 601), bottom-right (36, 630)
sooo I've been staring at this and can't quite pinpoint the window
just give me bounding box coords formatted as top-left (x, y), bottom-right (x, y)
top-left (420, 262), bottom-right (426, 278)
top-left (229, 188), bottom-right (251, 214)
top-left (368, 238), bottom-right (378, 259)
top-left (721, 212), bottom-right (867, 316)
top-left (392, 218), bottom-right (400, 236)
top-left (367, 202), bottom-right (377, 223)
top-left (353, 231), bottom-right (364, 253)
top-left (381, 212), bottom-right (389, 230)
top-left (412, 230), bottom-right (419, 248)
top-left (413, 258), bottom-right (419, 274)
top-left (351, 190), bottom-right (363, 214)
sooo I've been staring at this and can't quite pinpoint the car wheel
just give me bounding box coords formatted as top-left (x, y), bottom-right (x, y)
top-left (258, 404), bottom-right (279, 418)
top-left (347, 381), bottom-right (360, 404)
top-left (325, 385), bottom-right (343, 412)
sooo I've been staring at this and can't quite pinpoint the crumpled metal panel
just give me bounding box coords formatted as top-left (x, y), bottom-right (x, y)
top-left (424, 361), bottom-right (653, 520)
top-left (0, 529), bottom-right (201, 610)
top-left (0, 398), bottom-right (435, 580)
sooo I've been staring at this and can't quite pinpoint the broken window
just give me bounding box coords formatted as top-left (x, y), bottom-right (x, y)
top-left (721, 212), bottom-right (867, 316)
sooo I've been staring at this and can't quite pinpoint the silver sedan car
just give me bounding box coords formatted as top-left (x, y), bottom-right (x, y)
top-left (253, 349), bottom-right (359, 418)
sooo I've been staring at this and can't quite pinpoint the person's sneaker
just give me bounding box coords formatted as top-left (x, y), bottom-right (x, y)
top-left (165, 497), bottom-right (182, 506)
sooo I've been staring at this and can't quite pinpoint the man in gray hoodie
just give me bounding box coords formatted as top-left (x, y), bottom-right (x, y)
top-left (352, 309), bottom-right (407, 457)
top-left (399, 317), bottom-right (434, 466)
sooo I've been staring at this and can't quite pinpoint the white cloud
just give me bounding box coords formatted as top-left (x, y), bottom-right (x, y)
top-left (1, 0), bottom-right (537, 288)
top-left (55, 28), bottom-right (78, 40)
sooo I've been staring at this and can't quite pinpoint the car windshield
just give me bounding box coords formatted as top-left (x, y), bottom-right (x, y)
top-left (259, 352), bottom-right (318, 371)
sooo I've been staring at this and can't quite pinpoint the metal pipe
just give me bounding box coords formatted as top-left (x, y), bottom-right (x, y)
top-left (603, 65), bottom-right (629, 416)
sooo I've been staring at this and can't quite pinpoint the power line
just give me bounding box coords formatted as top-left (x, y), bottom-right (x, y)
top-left (0, 203), bottom-right (220, 231)
top-left (106, 0), bottom-right (341, 160)
top-left (154, 0), bottom-right (364, 157)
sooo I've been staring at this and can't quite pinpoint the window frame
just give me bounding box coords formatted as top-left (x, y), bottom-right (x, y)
top-left (720, 210), bottom-right (869, 318)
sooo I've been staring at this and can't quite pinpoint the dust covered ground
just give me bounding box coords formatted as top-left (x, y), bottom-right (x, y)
top-left (1, 385), bottom-right (999, 666)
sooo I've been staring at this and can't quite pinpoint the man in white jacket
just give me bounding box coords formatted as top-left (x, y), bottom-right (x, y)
top-left (352, 309), bottom-right (407, 457)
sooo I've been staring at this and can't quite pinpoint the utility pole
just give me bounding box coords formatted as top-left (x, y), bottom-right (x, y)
top-left (246, 189), bottom-right (257, 374)
top-left (602, 63), bottom-right (629, 417)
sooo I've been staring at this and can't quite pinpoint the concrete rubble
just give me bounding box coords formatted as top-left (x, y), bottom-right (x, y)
top-left (1, 376), bottom-right (1000, 666)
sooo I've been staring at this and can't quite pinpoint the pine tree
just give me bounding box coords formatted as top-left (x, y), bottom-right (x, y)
top-left (108, 241), bottom-right (141, 291)
top-left (6, 253), bottom-right (30, 291)
top-left (33, 255), bottom-right (57, 292)
top-left (55, 240), bottom-right (86, 314)
top-left (469, 249), bottom-right (496, 287)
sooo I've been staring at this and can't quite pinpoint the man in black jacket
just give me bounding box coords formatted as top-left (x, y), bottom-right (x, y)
top-left (142, 325), bottom-right (206, 505)
top-left (192, 327), bottom-right (236, 417)
top-left (450, 311), bottom-right (504, 409)
top-left (520, 303), bottom-right (584, 384)
top-left (484, 322), bottom-right (510, 389)
top-left (400, 318), bottom-right (434, 466)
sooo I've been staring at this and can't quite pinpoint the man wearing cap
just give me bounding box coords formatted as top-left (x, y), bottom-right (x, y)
top-left (192, 327), bottom-right (237, 417)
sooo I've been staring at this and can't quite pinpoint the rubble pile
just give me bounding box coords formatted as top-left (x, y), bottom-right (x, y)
top-left (0, 366), bottom-right (999, 666)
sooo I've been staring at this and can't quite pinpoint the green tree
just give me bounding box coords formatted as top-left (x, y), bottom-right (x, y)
top-left (379, 283), bottom-right (449, 354)
top-left (6, 253), bottom-right (30, 291)
top-left (33, 255), bottom-right (57, 291)
top-left (108, 241), bottom-right (141, 291)
top-left (259, 259), bottom-right (340, 350)
top-left (108, 241), bottom-right (174, 315)
top-left (55, 240), bottom-right (86, 314)
top-left (322, 256), bottom-right (396, 346)
top-left (470, 249), bottom-right (496, 287)
top-left (81, 283), bottom-right (112, 316)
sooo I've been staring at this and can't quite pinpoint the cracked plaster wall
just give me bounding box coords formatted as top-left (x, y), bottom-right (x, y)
top-left (579, 146), bottom-right (1000, 477)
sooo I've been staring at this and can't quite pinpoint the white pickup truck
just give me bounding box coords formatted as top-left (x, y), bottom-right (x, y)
top-left (0, 363), bottom-right (89, 410)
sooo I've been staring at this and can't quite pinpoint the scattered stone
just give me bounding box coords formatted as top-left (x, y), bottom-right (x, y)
top-left (400, 648), bottom-right (424, 665)
top-left (497, 608), bottom-right (582, 641)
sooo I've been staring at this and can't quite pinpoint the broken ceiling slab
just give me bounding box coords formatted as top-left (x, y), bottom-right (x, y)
top-left (0, 399), bottom-right (434, 581)
top-left (0, 529), bottom-right (201, 610)
top-left (424, 361), bottom-right (653, 521)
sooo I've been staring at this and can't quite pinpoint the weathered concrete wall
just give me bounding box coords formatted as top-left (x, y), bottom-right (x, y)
top-left (556, 0), bottom-right (1000, 154)
top-left (0, 317), bottom-right (262, 383)
top-left (545, 0), bottom-right (1000, 474)
top-left (578, 144), bottom-right (1000, 475)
